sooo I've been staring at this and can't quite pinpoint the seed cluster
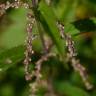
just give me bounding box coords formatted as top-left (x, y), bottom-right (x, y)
top-left (28, 52), bottom-right (56, 96)
top-left (57, 21), bottom-right (93, 90)
top-left (0, 0), bottom-right (94, 96)
top-left (0, 0), bottom-right (29, 16)
top-left (24, 12), bottom-right (35, 81)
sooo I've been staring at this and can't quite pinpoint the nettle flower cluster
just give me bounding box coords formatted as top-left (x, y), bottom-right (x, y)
top-left (0, 0), bottom-right (93, 96)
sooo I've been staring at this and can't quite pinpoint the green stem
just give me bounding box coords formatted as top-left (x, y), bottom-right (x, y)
top-left (32, 3), bottom-right (48, 54)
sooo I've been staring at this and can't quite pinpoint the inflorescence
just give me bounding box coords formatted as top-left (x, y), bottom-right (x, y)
top-left (0, 0), bottom-right (93, 95)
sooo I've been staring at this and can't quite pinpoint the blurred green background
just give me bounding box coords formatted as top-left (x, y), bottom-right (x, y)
top-left (0, 0), bottom-right (96, 96)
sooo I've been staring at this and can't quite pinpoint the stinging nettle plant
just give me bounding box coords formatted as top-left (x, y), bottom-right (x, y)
top-left (0, 0), bottom-right (94, 96)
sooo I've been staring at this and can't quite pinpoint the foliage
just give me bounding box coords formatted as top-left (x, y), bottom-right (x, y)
top-left (0, 0), bottom-right (96, 96)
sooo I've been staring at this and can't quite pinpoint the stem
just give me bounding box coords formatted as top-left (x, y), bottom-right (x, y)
top-left (32, 3), bottom-right (48, 54)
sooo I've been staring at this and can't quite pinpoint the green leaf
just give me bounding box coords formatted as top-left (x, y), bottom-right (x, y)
top-left (64, 23), bottom-right (79, 35)
top-left (39, 1), bottom-right (64, 55)
top-left (52, 0), bottom-right (78, 23)
top-left (60, 0), bottom-right (77, 23)
top-left (0, 8), bottom-right (27, 49)
top-left (0, 45), bottom-right (25, 72)
top-left (54, 81), bottom-right (90, 96)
